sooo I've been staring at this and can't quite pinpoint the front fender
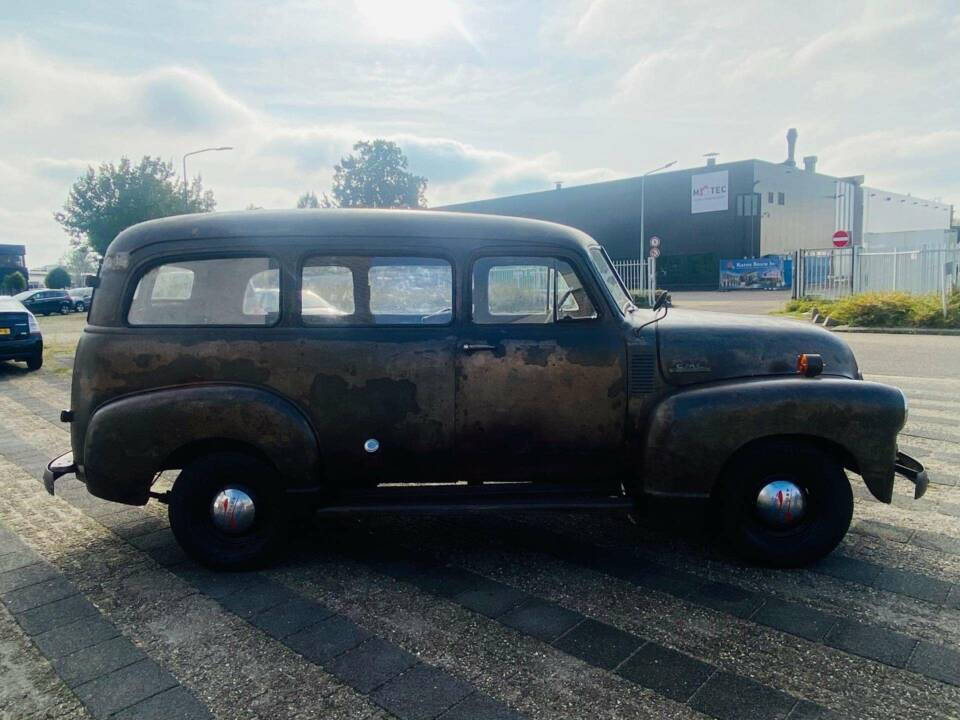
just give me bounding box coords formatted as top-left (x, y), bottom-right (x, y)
top-left (83, 384), bottom-right (321, 505)
top-left (641, 377), bottom-right (906, 503)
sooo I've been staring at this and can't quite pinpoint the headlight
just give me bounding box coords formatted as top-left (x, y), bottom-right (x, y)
top-left (27, 313), bottom-right (40, 334)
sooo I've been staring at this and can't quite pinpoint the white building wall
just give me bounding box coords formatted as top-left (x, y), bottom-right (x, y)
top-left (863, 228), bottom-right (958, 252)
top-left (862, 188), bottom-right (952, 233)
top-left (756, 162), bottom-right (837, 255)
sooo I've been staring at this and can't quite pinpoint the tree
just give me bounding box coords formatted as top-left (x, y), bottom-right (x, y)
top-left (296, 191), bottom-right (320, 208)
top-left (44, 267), bottom-right (72, 289)
top-left (61, 246), bottom-right (98, 286)
top-left (297, 190), bottom-right (335, 209)
top-left (1, 271), bottom-right (26, 295)
top-left (330, 140), bottom-right (427, 209)
top-left (55, 156), bottom-right (216, 255)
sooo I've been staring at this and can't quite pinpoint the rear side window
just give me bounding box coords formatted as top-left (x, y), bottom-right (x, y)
top-left (300, 256), bottom-right (452, 325)
top-left (128, 257), bottom-right (279, 326)
top-left (301, 262), bottom-right (355, 323)
top-left (369, 258), bottom-right (451, 324)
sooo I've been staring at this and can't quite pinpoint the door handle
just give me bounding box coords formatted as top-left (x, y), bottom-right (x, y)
top-left (461, 342), bottom-right (496, 352)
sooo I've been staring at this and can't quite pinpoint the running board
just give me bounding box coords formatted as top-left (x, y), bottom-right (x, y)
top-left (315, 484), bottom-right (633, 515)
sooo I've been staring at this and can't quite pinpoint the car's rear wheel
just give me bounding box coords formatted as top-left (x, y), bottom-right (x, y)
top-left (26, 352), bottom-right (42, 371)
top-left (59, 303), bottom-right (70, 315)
top-left (717, 440), bottom-right (852, 567)
top-left (74, 302), bottom-right (85, 312)
top-left (169, 452), bottom-right (290, 570)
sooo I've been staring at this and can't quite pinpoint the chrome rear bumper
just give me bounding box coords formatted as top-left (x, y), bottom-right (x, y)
top-left (43, 451), bottom-right (77, 495)
top-left (894, 451), bottom-right (928, 500)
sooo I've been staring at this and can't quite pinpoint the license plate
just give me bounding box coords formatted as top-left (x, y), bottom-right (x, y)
top-left (0, 328), bottom-right (10, 335)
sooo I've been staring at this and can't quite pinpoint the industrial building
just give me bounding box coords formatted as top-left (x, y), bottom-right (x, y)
top-left (441, 130), bottom-right (954, 290)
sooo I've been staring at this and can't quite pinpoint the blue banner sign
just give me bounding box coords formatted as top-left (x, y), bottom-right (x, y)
top-left (719, 257), bottom-right (786, 290)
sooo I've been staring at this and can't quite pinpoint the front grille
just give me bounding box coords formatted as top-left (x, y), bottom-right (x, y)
top-left (0, 312), bottom-right (29, 340)
top-left (628, 350), bottom-right (656, 395)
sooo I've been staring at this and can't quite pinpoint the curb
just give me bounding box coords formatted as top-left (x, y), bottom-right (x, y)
top-left (830, 326), bottom-right (960, 336)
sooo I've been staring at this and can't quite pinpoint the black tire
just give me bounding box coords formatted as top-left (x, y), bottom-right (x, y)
top-left (717, 441), bottom-right (852, 567)
top-left (74, 302), bottom-right (85, 313)
top-left (59, 303), bottom-right (70, 315)
top-left (26, 352), bottom-right (42, 371)
top-left (168, 452), bottom-right (290, 570)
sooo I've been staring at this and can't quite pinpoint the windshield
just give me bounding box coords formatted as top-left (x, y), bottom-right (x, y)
top-left (588, 247), bottom-right (635, 315)
top-left (13, 291), bottom-right (33, 301)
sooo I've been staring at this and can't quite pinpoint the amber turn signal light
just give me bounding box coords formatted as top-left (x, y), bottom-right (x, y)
top-left (797, 353), bottom-right (824, 377)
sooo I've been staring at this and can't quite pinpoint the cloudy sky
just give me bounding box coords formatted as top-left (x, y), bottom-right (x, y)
top-left (2, 0), bottom-right (958, 265)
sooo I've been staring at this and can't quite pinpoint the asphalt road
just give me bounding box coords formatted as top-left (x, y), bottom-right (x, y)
top-left (0, 309), bottom-right (958, 720)
top-left (670, 290), bottom-right (792, 317)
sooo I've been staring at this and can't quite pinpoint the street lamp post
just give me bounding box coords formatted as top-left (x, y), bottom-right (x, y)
top-left (639, 160), bottom-right (677, 261)
top-left (182, 146), bottom-right (233, 200)
top-left (639, 161), bottom-right (676, 307)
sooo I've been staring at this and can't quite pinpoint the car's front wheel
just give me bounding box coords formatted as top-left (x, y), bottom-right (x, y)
top-left (168, 452), bottom-right (290, 570)
top-left (74, 302), bottom-right (85, 313)
top-left (717, 440), bottom-right (853, 567)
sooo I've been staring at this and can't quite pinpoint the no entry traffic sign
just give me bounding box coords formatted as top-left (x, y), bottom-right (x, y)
top-left (832, 230), bottom-right (850, 248)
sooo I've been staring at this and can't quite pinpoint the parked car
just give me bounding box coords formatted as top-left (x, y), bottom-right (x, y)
top-left (44, 210), bottom-right (927, 569)
top-left (0, 296), bottom-right (43, 370)
top-left (69, 287), bottom-right (93, 312)
top-left (14, 288), bottom-right (73, 316)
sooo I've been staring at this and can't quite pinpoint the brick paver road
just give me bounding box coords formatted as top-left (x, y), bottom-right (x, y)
top-left (0, 322), bottom-right (958, 719)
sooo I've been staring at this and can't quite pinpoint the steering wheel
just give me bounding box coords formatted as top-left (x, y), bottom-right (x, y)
top-left (421, 307), bottom-right (452, 323)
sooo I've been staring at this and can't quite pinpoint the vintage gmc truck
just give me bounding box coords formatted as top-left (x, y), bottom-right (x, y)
top-left (45, 210), bottom-right (927, 569)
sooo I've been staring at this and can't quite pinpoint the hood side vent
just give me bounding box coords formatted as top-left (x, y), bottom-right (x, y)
top-left (628, 349), bottom-right (656, 395)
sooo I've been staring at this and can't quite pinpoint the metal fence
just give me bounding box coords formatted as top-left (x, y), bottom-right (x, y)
top-left (612, 258), bottom-right (655, 306)
top-left (795, 246), bottom-right (960, 300)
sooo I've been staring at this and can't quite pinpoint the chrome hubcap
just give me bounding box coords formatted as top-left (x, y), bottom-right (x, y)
top-left (210, 488), bottom-right (255, 534)
top-left (755, 480), bottom-right (806, 528)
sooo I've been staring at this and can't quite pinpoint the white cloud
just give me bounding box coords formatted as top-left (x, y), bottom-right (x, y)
top-left (1, 1), bottom-right (958, 265)
top-left (0, 39), bottom-right (617, 264)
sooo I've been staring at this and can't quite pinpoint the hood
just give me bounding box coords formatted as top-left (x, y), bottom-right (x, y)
top-left (634, 309), bottom-right (859, 387)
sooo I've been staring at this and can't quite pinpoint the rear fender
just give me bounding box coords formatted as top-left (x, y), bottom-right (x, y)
top-left (641, 377), bottom-right (906, 503)
top-left (83, 384), bottom-right (321, 505)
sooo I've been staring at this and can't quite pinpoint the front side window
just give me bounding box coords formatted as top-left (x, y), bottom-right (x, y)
top-left (473, 256), bottom-right (597, 324)
top-left (128, 257), bottom-right (279, 326)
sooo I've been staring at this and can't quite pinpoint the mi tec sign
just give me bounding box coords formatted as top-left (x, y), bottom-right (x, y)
top-left (691, 171), bottom-right (729, 214)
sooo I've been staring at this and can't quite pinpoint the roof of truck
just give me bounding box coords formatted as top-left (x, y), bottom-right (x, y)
top-left (107, 209), bottom-right (597, 256)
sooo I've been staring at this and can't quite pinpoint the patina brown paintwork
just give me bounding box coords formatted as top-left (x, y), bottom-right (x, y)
top-left (59, 209), bottom-right (910, 510)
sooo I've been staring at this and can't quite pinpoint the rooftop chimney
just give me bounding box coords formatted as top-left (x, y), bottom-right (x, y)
top-left (784, 128), bottom-right (798, 167)
top-left (803, 155), bottom-right (817, 173)
top-left (554, 181), bottom-right (563, 191)
top-left (706, 157), bottom-right (716, 167)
